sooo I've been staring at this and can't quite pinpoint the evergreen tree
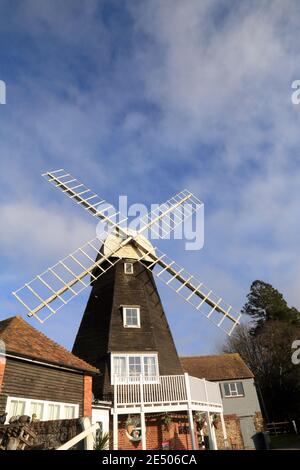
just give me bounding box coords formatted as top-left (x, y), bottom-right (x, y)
top-left (223, 280), bottom-right (300, 421)
top-left (242, 280), bottom-right (300, 333)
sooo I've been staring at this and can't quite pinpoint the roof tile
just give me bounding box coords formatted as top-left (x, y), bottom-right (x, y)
top-left (0, 316), bottom-right (98, 374)
top-left (180, 353), bottom-right (254, 381)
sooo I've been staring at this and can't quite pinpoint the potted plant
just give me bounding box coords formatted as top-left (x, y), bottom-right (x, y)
top-left (163, 413), bottom-right (172, 430)
top-left (125, 416), bottom-right (141, 437)
top-left (125, 416), bottom-right (134, 435)
top-left (195, 412), bottom-right (206, 428)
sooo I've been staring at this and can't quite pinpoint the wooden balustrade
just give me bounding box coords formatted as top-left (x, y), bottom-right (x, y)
top-left (114, 374), bottom-right (222, 410)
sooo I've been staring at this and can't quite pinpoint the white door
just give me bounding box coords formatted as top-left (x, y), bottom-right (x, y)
top-left (239, 416), bottom-right (256, 449)
top-left (92, 407), bottom-right (110, 445)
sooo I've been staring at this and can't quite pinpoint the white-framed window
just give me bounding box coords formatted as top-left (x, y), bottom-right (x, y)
top-left (122, 306), bottom-right (140, 328)
top-left (111, 353), bottom-right (159, 384)
top-left (64, 405), bottom-right (76, 419)
top-left (48, 403), bottom-right (60, 420)
top-left (5, 396), bottom-right (79, 423)
top-left (124, 262), bottom-right (134, 274)
top-left (128, 356), bottom-right (142, 376)
top-left (223, 381), bottom-right (244, 397)
top-left (8, 399), bottom-right (25, 417)
top-left (30, 401), bottom-right (45, 420)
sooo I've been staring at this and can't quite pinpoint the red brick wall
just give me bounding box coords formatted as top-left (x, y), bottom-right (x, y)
top-left (215, 414), bottom-right (244, 449)
top-left (214, 413), bottom-right (265, 450)
top-left (115, 412), bottom-right (264, 450)
top-left (83, 375), bottom-right (93, 417)
top-left (254, 412), bottom-right (264, 432)
top-left (0, 359), bottom-right (6, 394)
top-left (117, 413), bottom-right (197, 450)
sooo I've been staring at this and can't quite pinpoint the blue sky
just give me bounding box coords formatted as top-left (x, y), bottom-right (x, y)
top-left (1, 0), bottom-right (300, 356)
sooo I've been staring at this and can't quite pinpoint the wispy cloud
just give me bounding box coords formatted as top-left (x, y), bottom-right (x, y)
top-left (0, 0), bottom-right (300, 353)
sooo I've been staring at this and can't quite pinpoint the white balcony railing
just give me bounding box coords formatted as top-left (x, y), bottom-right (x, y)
top-left (113, 373), bottom-right (222, 413)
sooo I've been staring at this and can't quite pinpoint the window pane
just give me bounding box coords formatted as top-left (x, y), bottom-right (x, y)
top-left (113, 356), bottom-right (126, 377)
top-left (237, 382), bottom-right (244, 395)
top-left (127, 309), bottom-right (137, 325)
top-left (64, 406), bottom-right (75, 419)
top-left (48, 404), bottom-right (60, 420)
top-left (9, 399), bottom-right (25, 417)
top-left (144, 357), bottom-right (157, 377)
top-left (124, 263), bottom-right (133, 274)
top-left (229, 383), bottom-right (238, 395)
top-left (224, 383), bottom-right (230, 396)
top-left (124, 308), bottom-right (139, 326)
top-left (128, 356), bottom-right (142, 376)
top-left (30, 402), bottom-right (44, 420)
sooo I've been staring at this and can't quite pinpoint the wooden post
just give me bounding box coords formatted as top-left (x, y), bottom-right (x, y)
top-left (140, 374), bottom-right (146, 450)
top-left (113, 412), bottom-right (118, 450)
top-left (140, 412), bottom-right (146, 450)
top-left (205, 412), bottom-right (217, 450)
top-left (203, 378), bottom-right (217, 450)
top-left (220, 412), bottom-right (229, 449)
top-left (57, 422), bottom-right (99, 450)
top-left (184, 373), bottom-right (197, 450)
top-left (113, 376), bottom-right (118, 450)
top-left (80, 417), bottom-right (94, 450)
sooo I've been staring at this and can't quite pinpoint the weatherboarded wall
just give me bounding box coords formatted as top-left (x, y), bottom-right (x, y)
top-left (0, 357), bottom-right (85, 415)
top-left (73, 260), bottom-right (184, 400)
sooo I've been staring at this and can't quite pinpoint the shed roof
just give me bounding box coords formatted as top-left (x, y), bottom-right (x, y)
top-left (0, 316), bottom-right (99, 374)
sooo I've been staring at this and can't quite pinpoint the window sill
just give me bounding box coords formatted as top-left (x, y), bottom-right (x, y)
top-left (224, 395), bottom-right (245, 398)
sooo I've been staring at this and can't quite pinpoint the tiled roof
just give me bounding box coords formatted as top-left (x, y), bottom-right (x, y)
top-left (0, 316), bottom-right (99, 374)
top-left (180, 353), bottom-right (254, 381)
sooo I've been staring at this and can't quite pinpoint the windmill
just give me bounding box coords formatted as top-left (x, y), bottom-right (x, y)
top-left (13, 169), bottom-right (241, 399)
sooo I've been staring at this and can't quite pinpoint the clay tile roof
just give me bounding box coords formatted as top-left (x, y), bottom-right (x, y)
top-left (0, 316), bottom-right (99, 374)
top-left (180, 353), bottom-right (254, 381)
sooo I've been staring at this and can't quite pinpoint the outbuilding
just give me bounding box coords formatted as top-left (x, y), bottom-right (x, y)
top-left (0, 316), bottom-right (98, 422)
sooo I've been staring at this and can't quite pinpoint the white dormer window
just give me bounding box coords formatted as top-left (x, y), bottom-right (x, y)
top-left (122, 306), bottom-right (140, 328)
top-left (124, 262), bottom-right (134, 274)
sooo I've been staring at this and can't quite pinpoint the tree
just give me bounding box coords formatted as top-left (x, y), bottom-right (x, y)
top-left (223, 281), bottom-right (300, 421)
top-left (242, 280), bottom-right (300, 334)
top-left (224, 321), bottom-right (300, 420)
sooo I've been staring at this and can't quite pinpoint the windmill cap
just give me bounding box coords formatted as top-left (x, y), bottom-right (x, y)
top-left (101, 228), bottom-right (156, 261)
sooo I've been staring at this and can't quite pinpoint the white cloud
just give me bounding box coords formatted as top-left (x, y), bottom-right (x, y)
top-left (127, 0), bottom-right (300, 311)
top-left (0, 199), bottom-right (93, 269)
